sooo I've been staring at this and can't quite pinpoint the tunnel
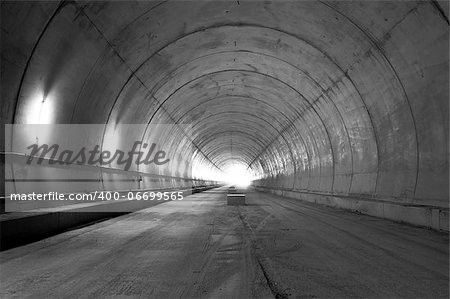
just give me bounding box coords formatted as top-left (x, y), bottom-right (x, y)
top-left (1, 1), bottom-right (449, 298)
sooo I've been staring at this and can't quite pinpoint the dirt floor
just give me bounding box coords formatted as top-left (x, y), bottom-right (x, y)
top-left (0, 187), bottom-right (448, 298)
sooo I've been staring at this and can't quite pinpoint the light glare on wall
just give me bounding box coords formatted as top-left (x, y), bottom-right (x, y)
top-left (192, 162), bottom-right (223, 181)
top-left (25, 91), bottom-right (54, 124)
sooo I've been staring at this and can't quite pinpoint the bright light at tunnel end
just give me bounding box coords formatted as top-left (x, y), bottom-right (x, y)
top-left (221, 163), bottom-right (255, 188)
top-left (192, 158), bottom-right (257, 187)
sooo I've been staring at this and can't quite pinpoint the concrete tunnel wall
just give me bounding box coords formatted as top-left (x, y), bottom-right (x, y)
top-left (1, 1), bottom-right (449, 228)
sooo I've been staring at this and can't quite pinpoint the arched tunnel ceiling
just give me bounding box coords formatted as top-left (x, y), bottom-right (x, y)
top-left (2, 0), bottom-right (449, 206)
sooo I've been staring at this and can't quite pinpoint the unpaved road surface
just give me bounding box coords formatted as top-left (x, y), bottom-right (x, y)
top-left (1, 187), bottom-right (448, 298)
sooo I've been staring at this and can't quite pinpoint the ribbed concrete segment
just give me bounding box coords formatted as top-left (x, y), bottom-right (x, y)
top-left (2, 1), bottom-right (448, 207)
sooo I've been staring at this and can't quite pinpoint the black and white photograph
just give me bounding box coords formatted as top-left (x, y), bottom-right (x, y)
top-left (0, 0), bottom-right (449, 298)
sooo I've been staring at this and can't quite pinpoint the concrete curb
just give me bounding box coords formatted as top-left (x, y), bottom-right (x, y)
top-left (0, 186), bottom-right (218, 251)
top-left (255, 187), bottom-right (449, 232)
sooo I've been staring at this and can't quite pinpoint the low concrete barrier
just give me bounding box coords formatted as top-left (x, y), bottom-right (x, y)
top-left (254, 187), bottom-right (449, 232)
top-left (227, 194), bottom-right (246, 205)
top-left (0, 186), bottom-right (218, 250)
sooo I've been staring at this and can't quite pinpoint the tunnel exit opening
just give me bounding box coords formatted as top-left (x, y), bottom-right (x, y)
top-left (221, 162), bottom-right (255, 188)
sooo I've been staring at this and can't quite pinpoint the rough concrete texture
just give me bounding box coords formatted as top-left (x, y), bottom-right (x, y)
top-left (1, 2), bottom-right (448, 220)
top-left (1, 186), bottom-right (213, 250)
top-left (1, 188), bottom-right (448, 298)
top-left (258, 186), bottom-right (450, 231)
